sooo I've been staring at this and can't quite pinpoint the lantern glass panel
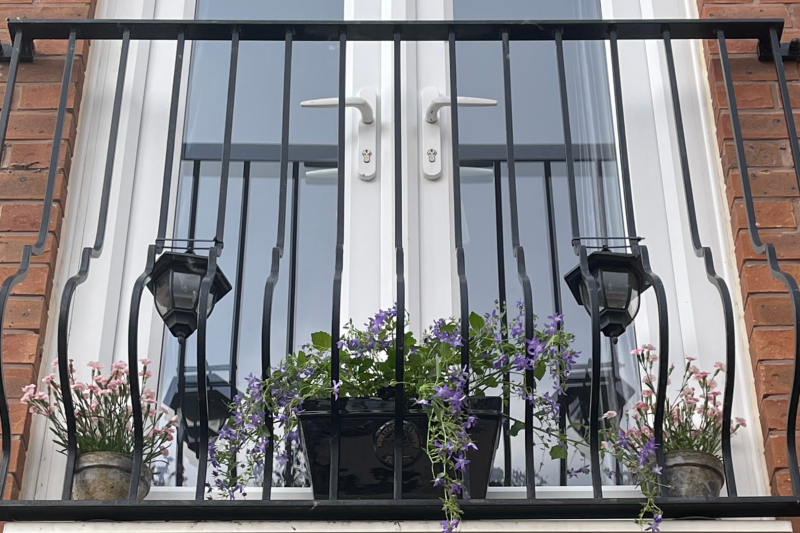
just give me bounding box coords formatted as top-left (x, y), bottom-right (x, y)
top-left (154, 273), bottom-right (171, 316)
top-left (628, 287), bottom-right (640, 317)
top-left (600, 270), bottom-right (631, 311)
top-left (172, 271), bottom-right (201, 310)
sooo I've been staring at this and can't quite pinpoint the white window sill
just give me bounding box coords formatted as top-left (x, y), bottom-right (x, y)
top-left (145, 485), bottom-right (645, 500)
top-left (3, 519), bottom-right (792, 533)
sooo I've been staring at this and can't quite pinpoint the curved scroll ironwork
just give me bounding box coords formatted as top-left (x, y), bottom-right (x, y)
top-left (448, 29), bottom-right (477, 497)
top-left (193, 28), bottom-right (240, 500)
top-left (195, 247), bottom-right (221, 499)
top-left (768, 28), bottom-right (800, 496)
top-left (662, 28), bottom-right (738, 495)
top-left (718, 28), bottom-right (800, 497)
top-left (125, 32), bottom-right (185, 499)
top-left (499, 31), bottom-right (538, 498)
top-left (126, 245), bottom-right (156, 499)
top-left (640, 246), bottom-right (670, 485)
top-left (0, 29), bottom-right (78, 500)
top-left (259, 29), bottom-right (293, 499)
top-left (578, 247), bottom-right (604, 497)
top-left (554, 28), bottom-right (604, 497)
top-left (56, 30), bottom-right (131, 499)
top-left (0, 31), bottom-right (24, 500)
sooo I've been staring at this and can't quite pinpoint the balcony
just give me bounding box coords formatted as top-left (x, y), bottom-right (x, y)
top-left (0, 16), bottom-right (798, 528)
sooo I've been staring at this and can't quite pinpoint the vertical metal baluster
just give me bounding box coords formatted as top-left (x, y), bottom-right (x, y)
top-left (448, 29), bottom-right (474, 498)
top-left (0, 27), bottom-right (67, 501)
top-left (555, 27), bottom-right (602, 497)
top-left (770, 27), bottom-right (800, 497)
top-left (194, 28), bottom-right (239, 500)
top-left (492, 162), bottom-right (512, 487)
top-left (284, 161), bottom-right (301, 486)
top-left (329, 29), bottom-right (347, 501)
top-left (716, 30), bottom-right (770, 497)
top-left (195, 246), bottom-right (220, 500)
top-left (393, 30), bottom-right (406, 500)
top-left (499, 31), bottom-right (535, 498)
top-left (176, 337), bottom-right (187, 487)
top-left (285, 162), bottom-right (301, 357)
top-left (554, 29), bottom-right (581, 250)
top-left (53, 29), bottom-right (130, 499)
top-left (595, 160), bottom-right (608, 244)
top-left (127, 30), bottom-right (185, 499)
top-left (212, 29), bottom-right (239, 251)
top-left (177, 159), bottom-right (201, 487)
top-left (661, 28), bottom-right (737, 494)
top-left (156, 32), bottom-right (187, 251)
top-left (33, 29), bottom-right (78, 500)
top-left (608, 28), bottom-right (637, 241)
top-left (542, 161), bottom-right (567, 486)
top-left (609, 27), bottom-right (674, 494)
top-left (0, 31), bottom-right (23, 155)
top-left (187, 160), bottom-right (201, 254)
top-left (261, 28), bottom-right (294, 499)
top-left (0, 29), bottom-right (40, 501)
top-left (228, 160), bottom-right (251, 450)
top-left (577, 247), bottom-right (603, 498)
top-left (639, 244), bottom-right (670, 488)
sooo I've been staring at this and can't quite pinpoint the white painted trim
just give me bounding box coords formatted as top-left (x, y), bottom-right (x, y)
top-left (3, 520), bottom-right (792, 533)
top-left (341, 0), bottom-right (385, 326)
top-left (24, 0), bottom-right (196, 499)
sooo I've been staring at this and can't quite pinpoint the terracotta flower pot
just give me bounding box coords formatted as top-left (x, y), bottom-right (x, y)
top-left (662, 450), bottom-right (724, 498)
top-left (72, 451), bottom-right (152, 500)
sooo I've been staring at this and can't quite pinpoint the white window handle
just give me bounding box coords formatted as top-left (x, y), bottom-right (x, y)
top-left (300, 88), bottom-right (378, 181)
top-left (301, 96), bottom-right (375, 124)
top-left (421, 87), bottom-right (497, 180)
top-left (425, 96), bottom-right (497, 124)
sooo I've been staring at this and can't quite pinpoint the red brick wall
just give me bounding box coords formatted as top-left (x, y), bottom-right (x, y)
top-left (699, 0), bottom-right (800, 499)
top-left (0, 0), bottom-right (95, 499)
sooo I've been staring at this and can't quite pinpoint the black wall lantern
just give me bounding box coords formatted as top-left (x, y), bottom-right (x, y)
top-left (564, 251), bottom-right (652, 339)
top-left (147, 252), bottom-right (232, 339)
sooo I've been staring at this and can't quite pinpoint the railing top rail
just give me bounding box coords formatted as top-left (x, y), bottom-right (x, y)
top-left (7, 18), bottom-right (786, 43)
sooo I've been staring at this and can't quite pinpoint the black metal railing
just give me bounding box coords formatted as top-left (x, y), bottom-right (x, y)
top-left (0, 18), bottom-right (795, 522)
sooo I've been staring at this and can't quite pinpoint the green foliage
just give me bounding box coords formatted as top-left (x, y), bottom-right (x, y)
top-left (210, 304), bottom-right (582, 533)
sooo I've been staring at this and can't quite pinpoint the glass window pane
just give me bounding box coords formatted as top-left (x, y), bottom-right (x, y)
top-left (157, 0), bottom-right (344, 489)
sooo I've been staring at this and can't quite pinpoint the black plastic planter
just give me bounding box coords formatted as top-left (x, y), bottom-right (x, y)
top-left (297, 396), bottom-right (502, 499)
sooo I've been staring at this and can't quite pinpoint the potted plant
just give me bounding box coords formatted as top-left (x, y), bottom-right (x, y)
top-left (208, 304), bottom-right (584, 532)
top-left (22, 358), bottom-right (176, 500)
top-left (601, 345), bottom-right (745, 532)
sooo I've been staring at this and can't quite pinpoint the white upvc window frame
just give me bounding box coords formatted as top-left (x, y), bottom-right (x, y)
top-left (24, 0), bottom-right (767, 501)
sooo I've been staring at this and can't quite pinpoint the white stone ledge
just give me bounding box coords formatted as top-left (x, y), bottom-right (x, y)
top-left (3, 520), bottom-right (793, 533)
top-left (145, 485), bottom-right (646, 500)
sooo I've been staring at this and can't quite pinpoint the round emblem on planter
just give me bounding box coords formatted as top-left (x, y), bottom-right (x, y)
top-left (373, 420), bottom-right (422, 467)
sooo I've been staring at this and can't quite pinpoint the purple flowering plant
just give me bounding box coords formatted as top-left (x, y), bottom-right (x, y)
top-left (599, 345), bottom-right (745, 533)
top-left (208, 304), bottom-right (582, 532)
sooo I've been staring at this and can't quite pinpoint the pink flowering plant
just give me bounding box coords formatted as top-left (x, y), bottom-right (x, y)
top-left (209, 304), bottom-right (583, 533)
top-left (21, 358), bottom-right (177, 465)
top-left (600, 345), bottom-right (745, 533)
